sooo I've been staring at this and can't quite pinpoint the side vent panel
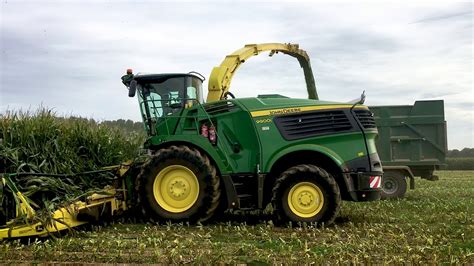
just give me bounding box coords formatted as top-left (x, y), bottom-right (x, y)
top-left (354, 109), bottom-right (376, 129)
top-left (275, 110), bottom-right (353, 140)
top-left (204, 101), bottom-right (239, 115)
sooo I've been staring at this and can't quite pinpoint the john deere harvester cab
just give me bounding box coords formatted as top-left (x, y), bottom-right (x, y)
top-left (122, 71), bottom-right (205, 136)
top-left (120, 43), bottom-right (383, 226)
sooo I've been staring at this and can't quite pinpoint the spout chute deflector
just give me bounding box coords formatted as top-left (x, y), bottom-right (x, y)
top-left (207, 43), bottom-right (318, 102)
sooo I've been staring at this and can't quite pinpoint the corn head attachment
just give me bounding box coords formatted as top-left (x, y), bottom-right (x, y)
top-left (0, 162), bottom-right (135, 239)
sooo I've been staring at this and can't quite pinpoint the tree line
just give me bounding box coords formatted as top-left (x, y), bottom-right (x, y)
top-left (447, 148), bottom-right (474, 158)
top-left (100, 119), bottom-right (144, 134)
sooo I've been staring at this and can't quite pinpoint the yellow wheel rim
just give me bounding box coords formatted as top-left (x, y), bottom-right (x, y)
top-left (287, 182), bottom-right (324, 218)
top-left (153, 165), bottom-right (199, 213)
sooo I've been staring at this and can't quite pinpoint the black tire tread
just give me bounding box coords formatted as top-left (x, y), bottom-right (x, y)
top-left (272, 164), bottom-right (341, 225)
top-left (381, 170), bottom-right (407, 200)
top-left (136, 145), bottom-right (220, 222)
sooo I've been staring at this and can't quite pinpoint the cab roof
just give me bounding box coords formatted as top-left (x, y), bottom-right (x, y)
top-left (134, 73), bottom-right (203, 83)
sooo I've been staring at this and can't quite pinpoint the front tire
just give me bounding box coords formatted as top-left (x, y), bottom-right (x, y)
top-left (138, 145), bottom-right (220, 222)
top-left (381, 171), bottom-right (407, 200)
top-left (272, 164), bottom-right (341, 225)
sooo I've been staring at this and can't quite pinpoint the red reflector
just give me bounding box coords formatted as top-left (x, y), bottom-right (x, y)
top-left (369, 176), bottom-right (381, 188)
top-left (209, 125), bottom-right (217, 145)
top-left (201, 124), bottom-right (209, 138)
top-left (126, 68), bottom-right (133, 74)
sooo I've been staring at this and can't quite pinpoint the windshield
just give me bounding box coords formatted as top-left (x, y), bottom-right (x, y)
top-left (137, 75), bottom-right (203, 135)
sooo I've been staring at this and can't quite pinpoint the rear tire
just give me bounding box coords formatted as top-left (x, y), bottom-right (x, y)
top-left (272, 164), bottom-right (341, 225)
top-left (137, 145), bottom-right (220, 222)
top-left (381, 171), bottom-right (407, 200)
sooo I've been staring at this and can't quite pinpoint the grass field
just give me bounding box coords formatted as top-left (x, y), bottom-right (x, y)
top-left (0, 170), bottom-right (472, 264)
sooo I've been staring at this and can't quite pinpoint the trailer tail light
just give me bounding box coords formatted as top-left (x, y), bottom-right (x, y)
top-left (208, 125), bottom-right (217, 145)
top-left (369, 176), bottom-right (381, 189)
top-left (201, 124), bottom-right (209, 138)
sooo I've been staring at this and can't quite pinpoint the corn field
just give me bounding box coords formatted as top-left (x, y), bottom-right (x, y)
top-left (0, 108), bottom-right (144, 226)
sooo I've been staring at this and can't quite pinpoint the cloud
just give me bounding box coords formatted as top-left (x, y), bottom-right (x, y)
top-left (411, 10), bottom-right (472, 24)
top-left (0, 1), bottom-right (472, 149)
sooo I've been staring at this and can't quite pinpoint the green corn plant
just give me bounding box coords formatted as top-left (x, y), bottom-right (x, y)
top-left (0, 107), bottom-right (144, 229)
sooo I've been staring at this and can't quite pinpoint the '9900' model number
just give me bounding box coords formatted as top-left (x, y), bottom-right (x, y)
top-left (255, 119), bottom-right (272, 124)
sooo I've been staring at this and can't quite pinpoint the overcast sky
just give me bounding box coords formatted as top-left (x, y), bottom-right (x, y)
top-left (0, 1), bottom-right (472, 149)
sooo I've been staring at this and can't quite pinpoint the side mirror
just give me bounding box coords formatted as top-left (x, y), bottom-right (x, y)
top-left (129, 80), bottom-right (137, 97)
top-left (359, 90), bottom-right (366, 105)
top-left (348, 90), bottom-right (366, 105)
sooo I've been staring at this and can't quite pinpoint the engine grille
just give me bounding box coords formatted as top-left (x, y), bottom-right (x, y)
top-left (354, 109), bottom-right (377, 129)
top-left (204, 101), bottom-right (238, 115)
top-left (275, 110), bottom-right (353, 140)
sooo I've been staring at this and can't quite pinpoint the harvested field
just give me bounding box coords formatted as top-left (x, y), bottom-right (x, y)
top-left (0, 171), bottom-right (472, 264)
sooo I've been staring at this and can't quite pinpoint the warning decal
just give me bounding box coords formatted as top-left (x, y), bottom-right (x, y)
top-left (369, 176), bottom-right (381, 189)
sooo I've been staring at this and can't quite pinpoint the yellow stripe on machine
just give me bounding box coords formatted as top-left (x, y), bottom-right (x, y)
top-left (250, 104), bottom-right (368, 117)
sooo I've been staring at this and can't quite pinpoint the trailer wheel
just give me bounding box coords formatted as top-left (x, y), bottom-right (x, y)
top-left (381, 171), bottom-right (407, 200)
top-left (272, 164), bottom-right (341, 225)
top-left (138, 145), bottom-right (220, 222)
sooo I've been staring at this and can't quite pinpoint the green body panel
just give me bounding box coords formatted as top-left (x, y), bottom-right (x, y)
top-left (370, 100), bottom-right (447, 174)
top-left (208, 108), bottom-right (260, 173)
top-left (145, 96), bottom-right (378, 176)
top-left (146, 105), bottom-right (233, 174)
top-left (265, 143), bottom-right (346, 171)
top-left (365, 132), bottom-right (378, 155)
top-left (254, 123), bottom-right (370, 173)
top-left (235, 97), bottom-right (377, 173)
top-left (149, 135), bottom-right (231, 174)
